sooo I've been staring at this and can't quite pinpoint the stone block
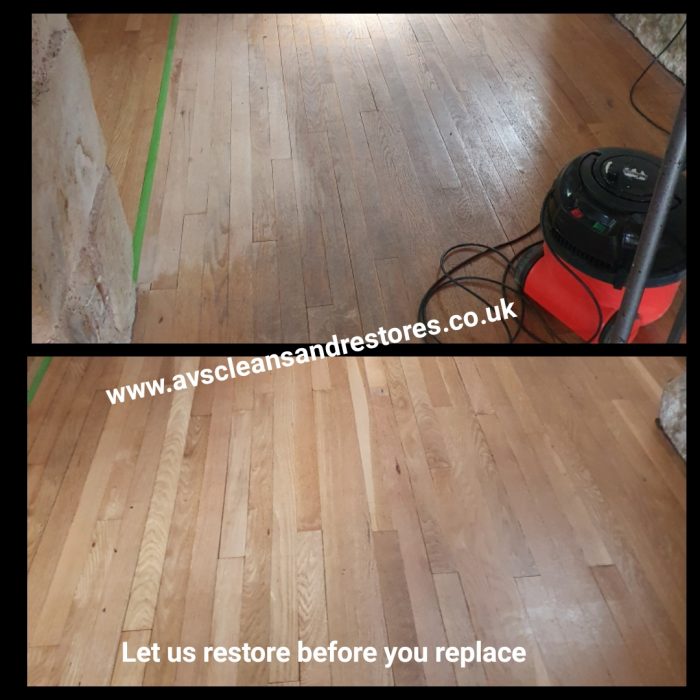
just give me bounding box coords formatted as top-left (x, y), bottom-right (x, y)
top-left (32, 13), bottom-right (135, 342)
top-left (658, 371), bottom-right (686, 461)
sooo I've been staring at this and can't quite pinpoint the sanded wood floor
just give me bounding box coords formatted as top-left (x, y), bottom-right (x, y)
top-left (73, 14), bottom-right (685, 344)
top-left (28, 355), bottom-right (685, 685)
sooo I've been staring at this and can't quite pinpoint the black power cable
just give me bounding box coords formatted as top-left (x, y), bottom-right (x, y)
top-left (629, 17), bottom-right (686, 136)
top-left (417, 228), bottom-right (604, 344)
top-left (418, 194), bottom-right (605, 344)
top-left (417, 225), bottom-right (537, 344)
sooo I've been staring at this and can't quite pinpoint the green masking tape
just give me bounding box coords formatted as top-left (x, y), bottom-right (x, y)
top-left (132, 13), bottom-right (180, 282)
top-left (27, 357), bottom-right (53, 406)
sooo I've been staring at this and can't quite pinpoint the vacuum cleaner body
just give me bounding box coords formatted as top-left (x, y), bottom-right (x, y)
top-left (518, 148), bottom-right (686, 342)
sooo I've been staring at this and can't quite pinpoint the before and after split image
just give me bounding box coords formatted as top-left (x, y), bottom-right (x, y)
top-left (29, 11), bottom-right (686, 687)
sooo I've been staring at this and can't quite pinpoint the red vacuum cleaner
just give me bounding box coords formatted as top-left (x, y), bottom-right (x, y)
top-left (513, 148), bottom-right (686, 342)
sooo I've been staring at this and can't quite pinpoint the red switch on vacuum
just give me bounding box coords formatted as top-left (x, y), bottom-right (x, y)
top-left (570, 207), bottom-right (584, 219)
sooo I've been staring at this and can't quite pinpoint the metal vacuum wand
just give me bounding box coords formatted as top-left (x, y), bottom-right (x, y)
top-left (605, 88), bottom-right (686, 343)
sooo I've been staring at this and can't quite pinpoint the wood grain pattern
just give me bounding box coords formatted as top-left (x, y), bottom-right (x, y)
top-left (236, 389), bottom-right (275, 685)
top-left (145, 414), bottom-right (209, 686)
top-left (56, 518), bottom-right (121, 685)
top-left (296, 530), bottom-right (331, 686)
top-left (123, 358), bottom-right (199, 631)
top-left (207, 557), bottom-right (245, 686)
top-left (29, 358), bottom-right (145, 647)
top-left (112, 630), bottom-right (152, 686)
top-left (374, 530), bottom-right (426, 686)
top-left (269, 366), bottom-right (299, 683)
top-left (434, 572), bottom-right (488, 685)
top-left (219, 410), bottom-right (253, 559)
top-left (71, 14), bottom-right (683, 343)
top-left (175, 377), bottom-right (236, 685)
top-left (28, 356), bottom-right (685, 685)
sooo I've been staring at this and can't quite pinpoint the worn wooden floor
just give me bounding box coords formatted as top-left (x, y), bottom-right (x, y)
top-left (72, 14), bottom-right (685, 344)
top-left (28, 355), bottom-right (685, 685)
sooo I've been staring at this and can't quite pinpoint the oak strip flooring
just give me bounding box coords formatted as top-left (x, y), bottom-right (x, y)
top-left (28, 355), bottom-right (685, 685)
top-left (72, 14), bottom-right (685, 343)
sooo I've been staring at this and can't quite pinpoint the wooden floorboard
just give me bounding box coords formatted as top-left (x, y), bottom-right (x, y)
top-left (28, 356), bottom-right (686, 685)
top-left (71, 13), bottom-right (684, 343)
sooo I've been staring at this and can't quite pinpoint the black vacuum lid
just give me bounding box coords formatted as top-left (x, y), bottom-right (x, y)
top-left (579, 148), bottom-right (683, 214)
top-left (543, 147), bottom-right (686, 287)
top-left (593, 152), bottom-right (659, 203)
